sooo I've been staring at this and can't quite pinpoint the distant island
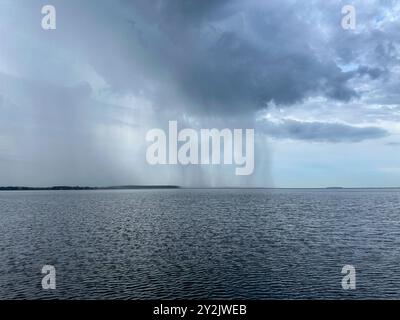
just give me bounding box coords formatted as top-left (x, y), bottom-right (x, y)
top-left (0, 185), bottom-right (180, 191)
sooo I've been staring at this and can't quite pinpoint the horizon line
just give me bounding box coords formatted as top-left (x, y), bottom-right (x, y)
top-left (0, 185), bottom-right (400, 191)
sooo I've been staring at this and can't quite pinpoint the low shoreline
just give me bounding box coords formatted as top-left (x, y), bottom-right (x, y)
top-left (0, 186), bottom-right (399, 191)
top-left (0, 185), bottom-right (180, 191)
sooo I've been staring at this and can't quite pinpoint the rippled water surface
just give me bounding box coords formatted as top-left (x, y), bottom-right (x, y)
top-left (0, 189), bottom-right (400, 299)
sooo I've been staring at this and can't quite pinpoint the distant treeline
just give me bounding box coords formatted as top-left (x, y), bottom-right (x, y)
top-left (0, 185), bottom-right (180, 191)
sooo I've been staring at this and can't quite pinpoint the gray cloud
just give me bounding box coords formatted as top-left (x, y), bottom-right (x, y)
top-left (36, 0), bottom-right (364, 116)
top-left (4, 0), bottom-right (397, 117)
top-left (259, 119), bottom-right (388, 143)
top-left (140, 1), bottom-right (359, 112)
top-left (386, 142), bottom-right (400, 146)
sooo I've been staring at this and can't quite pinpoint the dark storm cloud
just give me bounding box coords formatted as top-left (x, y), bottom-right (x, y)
top-left (259, 119), bottom-right (388, 143)
top-left (177, 1), bottom-right (355, 108)
top-left (16, 0), bottom-right (394, 119)
top-left (62, 0), bottom-right (364, 115)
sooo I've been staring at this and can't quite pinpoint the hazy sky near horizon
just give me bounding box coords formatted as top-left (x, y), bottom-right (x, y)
top-left (0, 0), bottom-right (400, 187)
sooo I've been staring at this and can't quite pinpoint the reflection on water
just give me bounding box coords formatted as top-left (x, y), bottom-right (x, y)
top-left (0, 189), bottom-right (399, 299)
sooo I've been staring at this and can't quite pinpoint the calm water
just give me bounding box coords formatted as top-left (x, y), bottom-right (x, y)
top-left (0, 189), bottom-right (399, 299)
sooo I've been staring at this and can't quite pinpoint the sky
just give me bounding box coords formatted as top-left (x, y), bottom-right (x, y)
top-left (0, 0), bottom-right (399, 188)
